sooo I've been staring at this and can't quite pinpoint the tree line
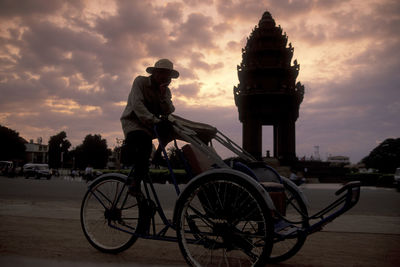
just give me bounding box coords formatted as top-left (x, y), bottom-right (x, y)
top-left (1, 124), bottom-right (399, 173)
top-left (361, 138), bottom-right (400, 173)
top-left (0, 124), bottom-right (111, 169)
top-left (48, 131), bottom-right (111, 169)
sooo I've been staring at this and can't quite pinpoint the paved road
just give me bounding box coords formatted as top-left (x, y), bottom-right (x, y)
top-left (1, 175), bottom-right (400, 266)
top-left (2, 175), bottom-right (400, 216)
top-left (1, 176), bottom-right (399, 234)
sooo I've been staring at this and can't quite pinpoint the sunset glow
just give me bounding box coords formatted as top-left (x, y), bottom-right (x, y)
top-left (0, 0), bottom-right (399, 163)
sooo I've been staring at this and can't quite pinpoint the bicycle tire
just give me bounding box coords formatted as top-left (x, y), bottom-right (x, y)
top-left (269, 179), bottom-right (308, 263)
top-left (80, 175), bottom-right (146, 254)
top-left (175, 172), bottom-right (274, 266)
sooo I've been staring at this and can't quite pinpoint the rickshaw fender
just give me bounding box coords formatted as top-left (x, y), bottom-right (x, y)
top-left (280, 176), bottom-right (310, 207)
top-left (174, 168), bottom-right (276, 224)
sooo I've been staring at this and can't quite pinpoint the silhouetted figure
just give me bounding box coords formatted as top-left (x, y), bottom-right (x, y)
top-left (121, 59), bottom-right (179, 195)
top-left (84, 165), bottom-right (93, 182)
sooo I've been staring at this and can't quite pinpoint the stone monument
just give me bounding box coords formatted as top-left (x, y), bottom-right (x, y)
top-left (234, 11), bottom-right (304, 163)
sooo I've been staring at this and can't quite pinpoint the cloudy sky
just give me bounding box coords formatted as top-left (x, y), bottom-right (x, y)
top-left (1, 0), bottom-right (399, 163)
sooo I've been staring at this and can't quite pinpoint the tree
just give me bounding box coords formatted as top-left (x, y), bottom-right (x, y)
top-left (362, 138), bottom-right (400, 173)
top-left (48, 131), bottom-right (71, 169)
top-left (72, 134), bottom-right (111, 169)
top-left (0, 125), bottom-right (26, 161)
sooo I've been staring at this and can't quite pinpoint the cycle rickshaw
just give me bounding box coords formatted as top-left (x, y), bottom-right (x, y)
top-left (80, 115), bottom-right (361, 266)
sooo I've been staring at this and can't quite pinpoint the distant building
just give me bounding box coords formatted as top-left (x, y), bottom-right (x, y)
top-left (25, 139), bottom-right (48, 163)
top-left (327, 155), bottom-right (350, 165)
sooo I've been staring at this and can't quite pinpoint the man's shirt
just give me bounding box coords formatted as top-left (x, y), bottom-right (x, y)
top-left (121, 76), bottom-right (175, 137)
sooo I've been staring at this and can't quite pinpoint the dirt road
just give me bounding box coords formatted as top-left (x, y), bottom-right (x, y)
top-left (1, 176), bottom-right (400, 266)
top-left (1, 215), bottom-right (399, 266)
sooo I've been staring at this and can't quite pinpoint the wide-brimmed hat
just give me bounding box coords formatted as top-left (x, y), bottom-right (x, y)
top-left (146, 59), bottom-right (179, 79)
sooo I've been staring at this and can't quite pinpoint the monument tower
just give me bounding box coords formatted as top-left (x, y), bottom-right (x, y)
top-left (234, 11), bottom-right (304, 163)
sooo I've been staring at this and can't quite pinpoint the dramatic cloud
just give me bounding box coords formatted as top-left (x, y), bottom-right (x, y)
top-left (0, 0), bottom-right (399, 163)
top-left (175, 82), bottom-right (201, 98)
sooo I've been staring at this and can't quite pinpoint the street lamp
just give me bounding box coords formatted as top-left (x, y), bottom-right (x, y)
top-left (60, 143), bottom-right (64, 169)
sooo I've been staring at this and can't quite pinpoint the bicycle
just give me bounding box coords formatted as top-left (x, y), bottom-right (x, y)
top-left (80, 115), bottom-right (361, 266)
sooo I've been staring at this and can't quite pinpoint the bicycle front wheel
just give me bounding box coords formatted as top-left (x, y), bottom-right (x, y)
top-left (80, 175), bottom-right (144, 253)
top-left (175, 173), bottom-right (274, 266)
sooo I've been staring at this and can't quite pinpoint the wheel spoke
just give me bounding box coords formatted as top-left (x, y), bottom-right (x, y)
top-left (91, 188), bottom-right (113, 210)
top-left (188, 205), bottom-right (215, 228)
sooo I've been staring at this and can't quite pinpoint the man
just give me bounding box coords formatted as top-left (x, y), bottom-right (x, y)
top-left (120, 58), bottom-right (179, 195)
top-left (84, 165), bottom-right (93, 182)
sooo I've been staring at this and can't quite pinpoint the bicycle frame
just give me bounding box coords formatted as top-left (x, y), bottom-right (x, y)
top-left (91, 116), bottom-right (278, 243)
top-left (115, 120), bottom-right (265, 242)
top-left (88, 114), bottom-right (361, 245)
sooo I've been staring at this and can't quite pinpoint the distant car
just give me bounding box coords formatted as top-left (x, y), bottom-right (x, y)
top-left (23, 163), bottom-right (51, 179)
top-left (394, 167), bottom-right (400, 191)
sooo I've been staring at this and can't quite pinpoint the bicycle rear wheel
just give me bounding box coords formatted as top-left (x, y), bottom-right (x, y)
top-left (80, 175), bottom-right (144, 253)
top-left (175, 173), bottom-right (274, 266)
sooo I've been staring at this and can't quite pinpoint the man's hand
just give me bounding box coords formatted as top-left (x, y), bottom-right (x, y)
top-left (159, 82), bottom-right (169, 96)
top-left (155, 118), bottom-right (173, 139)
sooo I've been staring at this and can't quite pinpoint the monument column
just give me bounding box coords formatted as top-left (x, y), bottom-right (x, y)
top-left (287, 119), bottom-right (296, 162)
top-left (243, 118), bottom-right (262, 159)
top-left (276, 120), bottom-right (296, 163)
